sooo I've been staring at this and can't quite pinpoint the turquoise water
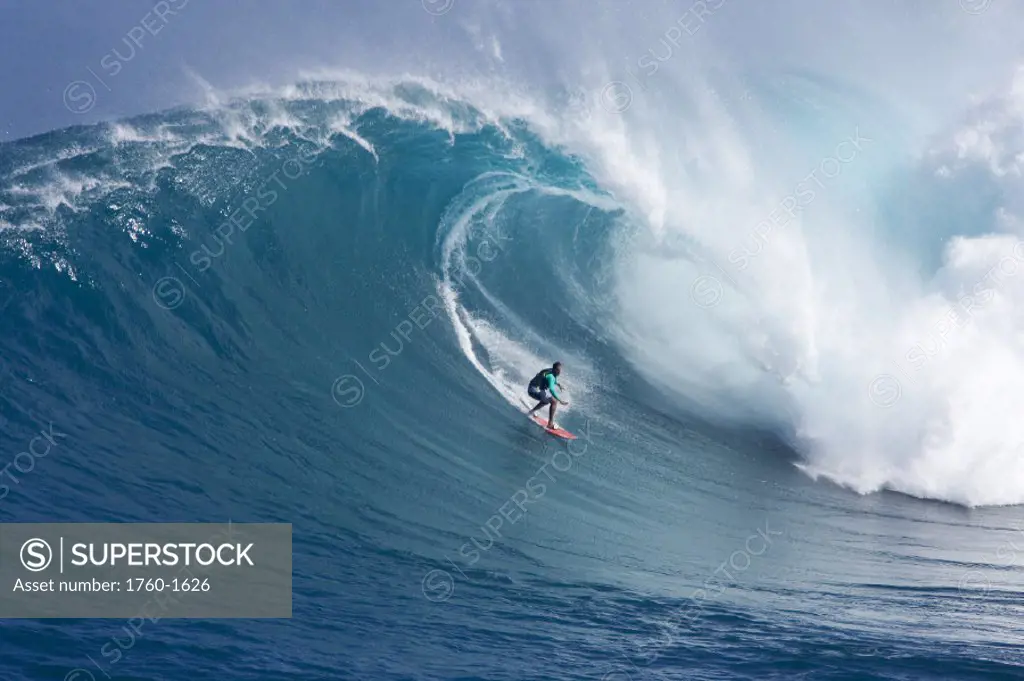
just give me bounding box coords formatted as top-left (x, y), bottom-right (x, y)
top-left (1, 81), bottom-right (1023, 680)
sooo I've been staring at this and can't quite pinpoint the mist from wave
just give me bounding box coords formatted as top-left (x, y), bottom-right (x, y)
top-left (433, 0), bottom-right (1024, 507)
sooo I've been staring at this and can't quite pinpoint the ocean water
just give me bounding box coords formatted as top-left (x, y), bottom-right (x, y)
top-left (3, 25), bottom-right (1024, 681)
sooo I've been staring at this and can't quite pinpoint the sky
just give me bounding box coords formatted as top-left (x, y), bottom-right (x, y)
top-left (0, 0), bottom-right (467, 142)
top-left (2, 0), bottom-right (1023, 143)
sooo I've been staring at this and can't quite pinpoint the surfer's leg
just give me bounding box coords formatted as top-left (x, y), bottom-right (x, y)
top-left (527, 388), bottom-right (547, 415)
top-left (546, 400), bottom-right (558, 429)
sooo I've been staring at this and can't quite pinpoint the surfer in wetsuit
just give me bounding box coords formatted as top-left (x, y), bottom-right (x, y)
top-left (527, 361), bottom-right (569, 429)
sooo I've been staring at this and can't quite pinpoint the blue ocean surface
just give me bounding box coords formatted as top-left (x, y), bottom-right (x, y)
top-left (0, 72), bottom-right (1023, 681)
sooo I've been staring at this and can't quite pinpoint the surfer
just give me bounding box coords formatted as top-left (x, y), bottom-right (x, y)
top-left (527, 362), bottom-right (569, 429)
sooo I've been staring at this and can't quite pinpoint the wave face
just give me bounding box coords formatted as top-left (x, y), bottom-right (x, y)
top-left (3, 4), bottom-right (1024, 678)
top-left (7, 74), bottom-right (1024, 509)
top-left (5, 2), bottom-right (1024, 506)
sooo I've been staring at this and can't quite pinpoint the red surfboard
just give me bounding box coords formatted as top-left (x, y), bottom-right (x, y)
top-left (521, 399), bottom-right (577, 440)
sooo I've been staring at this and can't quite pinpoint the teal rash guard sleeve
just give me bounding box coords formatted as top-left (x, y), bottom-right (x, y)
top-left (545, 373), bottom-right (561, 401)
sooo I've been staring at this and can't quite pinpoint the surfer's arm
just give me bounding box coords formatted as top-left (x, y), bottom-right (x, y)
top-left (545, 374), bottom-right (563, 402)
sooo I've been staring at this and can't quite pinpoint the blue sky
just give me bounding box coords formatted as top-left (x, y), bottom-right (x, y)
top-left (0, 0), bottom-right (466, 141)
top-left (2, 0), bottom-right (1023, 143)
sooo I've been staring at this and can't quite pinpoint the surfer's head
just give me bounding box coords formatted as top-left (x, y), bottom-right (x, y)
top-left (552, 361), bottom-right (562, 376)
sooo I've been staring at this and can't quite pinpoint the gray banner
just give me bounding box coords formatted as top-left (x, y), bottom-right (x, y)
top-left (0, 523), bottom-right (291, 618)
